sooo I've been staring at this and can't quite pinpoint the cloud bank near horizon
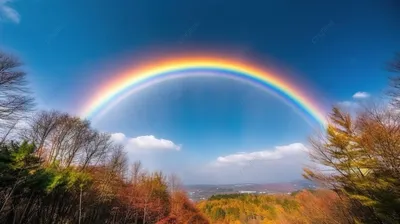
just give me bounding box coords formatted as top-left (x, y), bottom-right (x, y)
top-left (109, 131), bottom-right (311, 184)
top-left (181, 143), bottom-right (311, 184)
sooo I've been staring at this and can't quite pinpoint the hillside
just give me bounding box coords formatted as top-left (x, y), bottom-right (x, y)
top-left (196, 190), bottom-right (351, 224)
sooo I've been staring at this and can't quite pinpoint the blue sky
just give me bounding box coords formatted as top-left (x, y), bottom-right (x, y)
top-left (1, 0), bottom-right (400, 184)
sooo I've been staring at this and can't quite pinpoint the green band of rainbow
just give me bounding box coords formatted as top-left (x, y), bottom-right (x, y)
top-left (81, 57), bottom-right (327, 127)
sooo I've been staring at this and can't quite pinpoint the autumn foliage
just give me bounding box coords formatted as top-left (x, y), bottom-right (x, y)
top-left (0, 111), bottom-right (207, 223)
top-left (302, 54), bottom-right (400, 223)
top-left (197, 190), bottom-right (352, 224)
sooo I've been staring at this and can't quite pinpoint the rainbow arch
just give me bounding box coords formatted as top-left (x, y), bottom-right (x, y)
top-left (81, 57), bottom-right (327, 127)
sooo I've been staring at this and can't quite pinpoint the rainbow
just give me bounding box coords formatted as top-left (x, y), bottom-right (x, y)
top-left (81, 57), bottom-right (327, 127)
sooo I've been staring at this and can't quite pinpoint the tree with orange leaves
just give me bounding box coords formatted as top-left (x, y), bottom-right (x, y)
top-left (170, 190), bottom-right (209, 224)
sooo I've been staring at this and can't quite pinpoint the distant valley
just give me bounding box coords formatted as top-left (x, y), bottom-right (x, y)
top-left (184, 180), bottom-right (318, 201)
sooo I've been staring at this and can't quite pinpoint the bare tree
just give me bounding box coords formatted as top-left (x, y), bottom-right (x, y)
top-left (387, 53), bottom-right (400, 107)
top-left (107, 144), bottom-right (128, 179)
top-left (62, 118), bottom-right (91, 167)
top-left (80, 131), bottom-right (112, 169)
top-left (167, 173), bottom-right (182, 194)
top-left (46, 113), bottom-right (74, 164)
top-left (21, 111), bottom-right (114, 169)
top-left (21, 110), bottom-right (62, 158)
top-left (0, 51), bottom-right (34, 139)
top-left (130, 160), bottom-right (143, 185)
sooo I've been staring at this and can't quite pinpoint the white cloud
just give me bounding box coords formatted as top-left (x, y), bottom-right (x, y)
top-left (0, 0), bottom-right (20, 23)
top-left (214, 143), bottom-right (308, 166)
top-left (111, 132), bottom-right (126, 143)
top-left (353, 91), bottom-right (370, 99)
top-left (337, 92), bottom-right (371, 109)
top-left (337, 100), bottom-right (356, 108)
top-left (111, 133), bottom-right (181, 152)
top-left (192, 143), bottom-right (311, 184)
top-left (101, 139), bottom-right (311, 184)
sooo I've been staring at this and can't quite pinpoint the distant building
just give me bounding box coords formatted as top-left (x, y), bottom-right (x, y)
top-left (239, 191), bottom-right (257, 194)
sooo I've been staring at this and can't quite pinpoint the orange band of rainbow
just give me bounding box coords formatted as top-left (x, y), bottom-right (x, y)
top-left (81, 57), bottom-right (327, 127)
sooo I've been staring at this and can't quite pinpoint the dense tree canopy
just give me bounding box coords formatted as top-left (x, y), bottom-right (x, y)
top-left (197, 190), bottom-right (352, 224)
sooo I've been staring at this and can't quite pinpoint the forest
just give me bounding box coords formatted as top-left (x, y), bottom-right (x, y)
top-left (1, 50), bottom-right (400, 224)
top-left (198, 190), bottom-right (352, 223)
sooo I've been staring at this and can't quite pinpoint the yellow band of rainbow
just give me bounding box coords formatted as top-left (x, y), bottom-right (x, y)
top-left (81, 57), bottom-right (327, 127)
